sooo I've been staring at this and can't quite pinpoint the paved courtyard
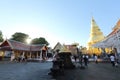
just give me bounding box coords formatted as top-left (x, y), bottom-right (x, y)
top-left (56, 62), bottom-right (120, 80)
top-left (0, 61), bottom-right (52, 80)
top-left (0, 61), bottom-right (120, 80)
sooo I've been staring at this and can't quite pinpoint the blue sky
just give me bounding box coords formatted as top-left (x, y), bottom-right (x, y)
top-left (0, 0), bottom-right (120, 48)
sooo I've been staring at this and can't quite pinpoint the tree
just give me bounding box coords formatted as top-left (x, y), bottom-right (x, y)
top-left (10, 32), bottom-right (29, 43)
top-left (0, 31), bottom-right (4, 42)
top-left (31, 37), bottom-right (49, 45)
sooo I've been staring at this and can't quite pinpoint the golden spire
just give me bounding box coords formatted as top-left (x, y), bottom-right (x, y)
top-left (87, 17), bottom-right (104, 49)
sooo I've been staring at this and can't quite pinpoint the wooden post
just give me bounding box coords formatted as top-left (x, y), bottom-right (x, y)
top-left (30, 51), bottom-right (32, 59)
top-left (10, 50), bottom-right (15, 61)
top-left (40, 50), bottom-right (42, 60)
top-left (36, 51), bottom-right (38, 59)
top-left (46, 50), bottom-right (48, 60)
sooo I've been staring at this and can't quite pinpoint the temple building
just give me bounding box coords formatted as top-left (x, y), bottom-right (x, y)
top-left (53, 42), bottom-right (79, 55)
top-left (0, 39), bottom-right (48, 61)
top-left (53, 42), bottom-right (62, 52)
top-left (109, 19), bottom-right (120, 54)
top-left (87, 17), bottom-right (105, 55)
top-left (93, 19), bottom-right (120, 55)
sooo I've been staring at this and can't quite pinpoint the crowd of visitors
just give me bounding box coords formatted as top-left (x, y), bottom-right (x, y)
top-left (10, 53), bottom-right (28, 62)
top-left (9, 49), bottom-right (119, 68)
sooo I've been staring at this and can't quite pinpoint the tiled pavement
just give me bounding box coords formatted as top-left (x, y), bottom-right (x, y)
top-left (0, 61), bottom-right (53, 80)
top-left (55, 62), bottom-right (120, 80)
top-left (0, 61), bottom-right (120, 80)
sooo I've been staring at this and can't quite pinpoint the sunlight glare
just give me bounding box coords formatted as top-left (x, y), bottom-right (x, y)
top-left (26, 38), bottom-right (31, 44)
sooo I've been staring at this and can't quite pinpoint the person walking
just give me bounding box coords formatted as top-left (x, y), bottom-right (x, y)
top-left (110, 54), bottom-right (115, 67)
top-left (83, 55), bottom-right (89, 66)
top-left (10, 54), bottom-right (15, 62)
top-left (94, 55), bottom-right (98, 64)
top-left (73, 54), bottom-right (78, 62)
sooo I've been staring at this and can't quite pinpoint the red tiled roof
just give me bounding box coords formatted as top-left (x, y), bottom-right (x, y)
top-left (115, 19), bottom-right (120, 29)
top-left (0, 40), bottom-right (9, 47)
top-left (0, 46), bottom-right (12, 51)
top-left (30, 44), bottom-right (46, 51)
top-left (107, 28), bottom-right (118, 37)
top-left (107, 19), bottom-right (120, 37)
top-left (0, 40), bottom-right (46, 51)
top-left (8, 40), bottom-right (30, 51)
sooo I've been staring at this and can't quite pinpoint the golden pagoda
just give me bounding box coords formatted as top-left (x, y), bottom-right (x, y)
top-left (87, 17), bottom-right (104, 55)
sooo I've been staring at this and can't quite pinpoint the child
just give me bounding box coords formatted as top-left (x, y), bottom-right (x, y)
top-left (115, 61), bottom-right (118, 67)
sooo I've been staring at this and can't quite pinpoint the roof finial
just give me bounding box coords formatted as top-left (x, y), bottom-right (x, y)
top-left (92, 16), bottom-right (94, 21)
top-left (90, 12), bottom-right (94, 20)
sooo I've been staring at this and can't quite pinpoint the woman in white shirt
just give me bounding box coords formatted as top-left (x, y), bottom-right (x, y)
top-left (110, 55), bottom-right (115, 66)
top-left (94, 55), bottom-right (98, 64)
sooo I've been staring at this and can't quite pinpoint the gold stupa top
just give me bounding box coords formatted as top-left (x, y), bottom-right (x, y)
top-left (87, 17), bottom-right (104, 49)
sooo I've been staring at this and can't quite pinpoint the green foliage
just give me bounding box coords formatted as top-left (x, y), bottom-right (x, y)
top-left (10, 32), bottom-right (29, 43)
top-left (0, 31), bottom-right (4, 42)
top-left (31, 37), bottom-right (49, 45)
